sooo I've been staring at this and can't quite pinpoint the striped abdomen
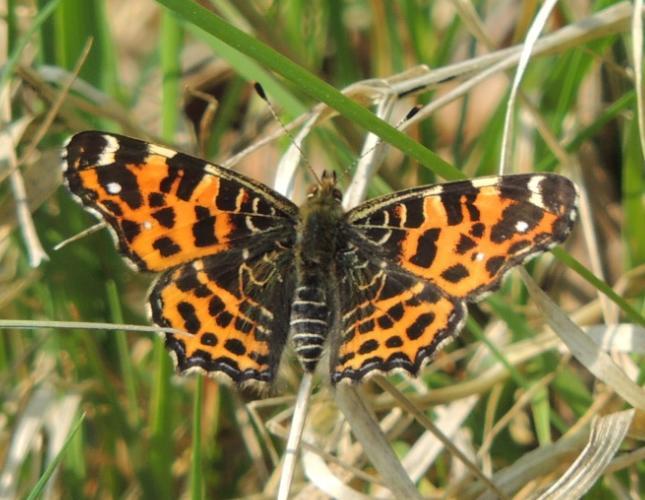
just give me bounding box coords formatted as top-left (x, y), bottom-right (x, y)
top-left (290, 284), bottom-right (329, 372)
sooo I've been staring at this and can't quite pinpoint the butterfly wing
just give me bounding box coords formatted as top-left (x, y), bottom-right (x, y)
top-left (63, 131), bottom-right (299, 272)
top-left (150, 242), bottom-right (295, 385)
top-left (332, 174), bottom-right (577, 382)
top-left (63, 131), bottom-right (299, 385)
top-left (347, 174), bottom-right (577, 300)
top-left (331, 242), bottom-right (465, 383)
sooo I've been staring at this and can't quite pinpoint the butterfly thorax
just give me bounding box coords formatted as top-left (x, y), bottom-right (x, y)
top-left (290, 171), bottom-right (345, 372)
top-left (296, 172), bottom-right (345, 267)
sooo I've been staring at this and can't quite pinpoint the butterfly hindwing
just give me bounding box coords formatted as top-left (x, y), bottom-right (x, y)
top-left (331, 244), bottom-right (465, 383)
top-left (347, 174), bottom-right (577, 300)
top-left (63, 131), bottom-right (298, 272)
top-left (150, 242), bottom-right (295, 385)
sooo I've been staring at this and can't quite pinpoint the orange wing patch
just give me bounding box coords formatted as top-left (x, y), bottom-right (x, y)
top-left (348, 174), bottom-right (577, 300)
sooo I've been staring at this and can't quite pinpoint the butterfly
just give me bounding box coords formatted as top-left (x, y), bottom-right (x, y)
top-left (62, 131), bottom-right (578, 387)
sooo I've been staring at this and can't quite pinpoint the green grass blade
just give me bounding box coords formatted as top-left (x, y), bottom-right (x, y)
top-left (623, 116), bottom-right (645, 267)
top-left (161, 10), bottom-right (183, 139)
top-left (106, 280), bottom-right (140, 428)
top-left (0, 0), bottom-right (61, 92)
top-left (186, 25), bottom-right (307, 117)
top-left (25, 412), bottom-right (86, 500)
top-left (190, 375), bottom-right (204, 500)
top-left (552, 248), bottom-right (645, 326)
top-left (156, 0), bottom-right (463, 181)
top-left (466, 315), bottom-right (527, 387)
top-left (537, 91), bottom-right (636, 172)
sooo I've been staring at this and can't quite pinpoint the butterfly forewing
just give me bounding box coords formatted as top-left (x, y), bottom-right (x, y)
top-left (347, 174), bottom-right (578, 300)
top-left (63, 131), bottom-right (298, 272)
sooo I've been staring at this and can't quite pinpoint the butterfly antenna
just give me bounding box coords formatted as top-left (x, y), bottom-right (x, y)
top-left (253, 82), bottom-right (322, 187)
top-left (352, 104), bottom-right (422, 170)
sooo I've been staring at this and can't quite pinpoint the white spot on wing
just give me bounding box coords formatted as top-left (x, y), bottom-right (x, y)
top-left (97, 134), bottom-right (119, 165)
top-left (527, 175), bottom-right (546, 209)
top-left (204, 164), bottom-right (219, 176)
top-left (527, 175), bottom-right (545, 192)
top-left (142, 221), bottom-right (153, 230)
top-left (106, 182), bottom-right (122, 194)
top-left (474, 252), bottom-right (485, 262)
top-left (148, 144), bottom-right (177, 158)
top-left (423, 185), bottom-right (443, 196)
top-left (470, 177), bottom-right (498, 188)
top-left (515, 220), bottom-right (529, 232)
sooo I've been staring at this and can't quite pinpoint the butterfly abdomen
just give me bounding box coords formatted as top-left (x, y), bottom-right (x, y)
top-left (290, 283), bottom-right (329, 372)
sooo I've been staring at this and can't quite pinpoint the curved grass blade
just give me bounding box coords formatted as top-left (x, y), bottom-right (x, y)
top-left (25, 412), bottom-right (86, 500)
top-left (155, 0), bottom-right (462, 181)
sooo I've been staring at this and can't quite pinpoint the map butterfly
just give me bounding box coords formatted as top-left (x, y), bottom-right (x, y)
top-left (62, 131), bottom-right (578, 386)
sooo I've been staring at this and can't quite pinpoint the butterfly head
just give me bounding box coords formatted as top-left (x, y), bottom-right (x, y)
top-left (299, 170), bottom-right (344, 229)
top-left (307, 170), bottom-right (342, 203)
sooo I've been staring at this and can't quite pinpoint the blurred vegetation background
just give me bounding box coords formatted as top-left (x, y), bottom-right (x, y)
top-left (0, 0), bottom-right (643, 498)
